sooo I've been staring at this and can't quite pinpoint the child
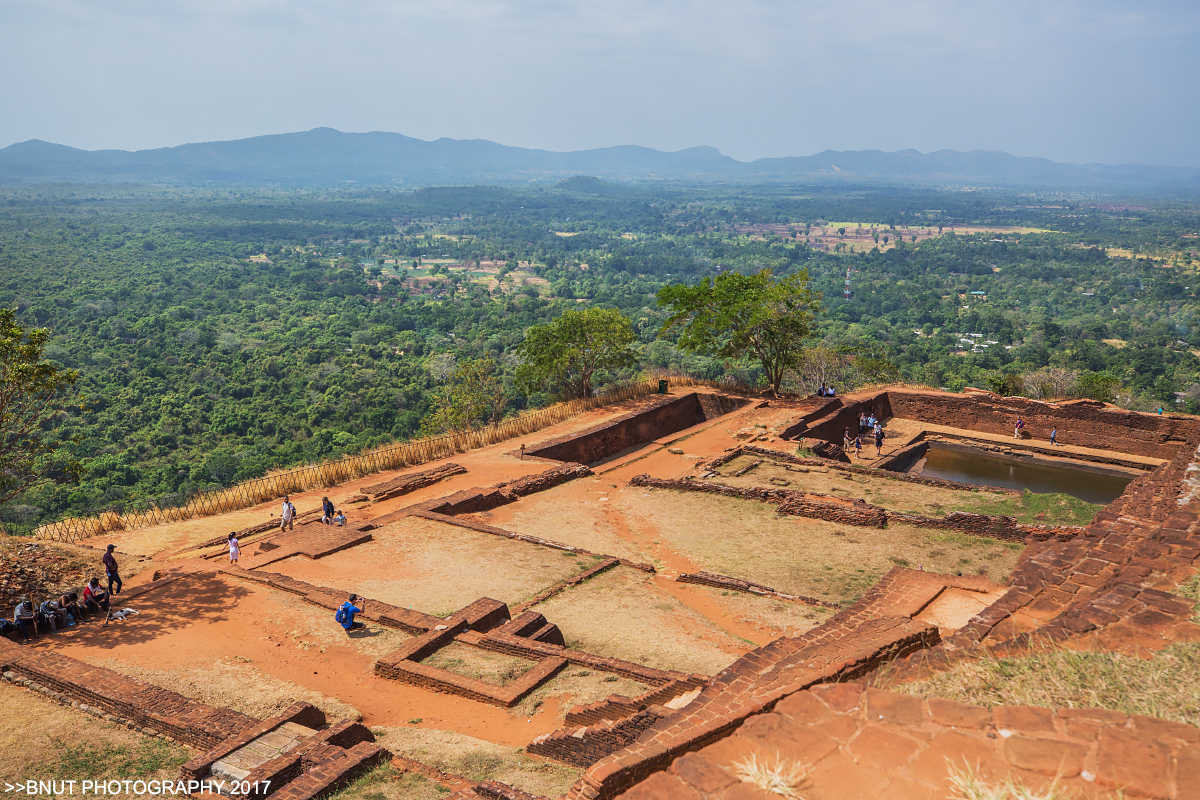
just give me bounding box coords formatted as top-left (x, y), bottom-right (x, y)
top-left (228, 532), bottom-right (240, 565)
top-left (333, 509), bottom-right (347, 526)
top-left (853, 435), bottom-right (863, 459)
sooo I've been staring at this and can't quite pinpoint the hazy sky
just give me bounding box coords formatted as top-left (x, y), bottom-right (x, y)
top-left (2, 0), bottom-right (1198, 166)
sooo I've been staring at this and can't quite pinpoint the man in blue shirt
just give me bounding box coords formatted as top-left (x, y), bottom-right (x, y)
top-left (338, 593), bottom-right (366, 633)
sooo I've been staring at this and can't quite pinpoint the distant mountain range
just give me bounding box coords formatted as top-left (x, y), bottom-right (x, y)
top-left (1, 128), bottom-right (1197, 188)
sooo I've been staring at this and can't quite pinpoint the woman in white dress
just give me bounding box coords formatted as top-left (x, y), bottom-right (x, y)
top-left (228, 532), bottom-right (240, 565)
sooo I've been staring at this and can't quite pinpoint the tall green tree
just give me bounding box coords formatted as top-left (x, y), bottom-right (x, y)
top-left (421, 358), bottom-right (508, 435)
top-left (0, 309), bottom-right (82, 505)
top-left (657, 268), bottom-right (821, 394)
top-left (515, 308), bottom-right (637, 399)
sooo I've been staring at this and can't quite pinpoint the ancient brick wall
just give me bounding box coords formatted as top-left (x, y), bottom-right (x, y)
top-left (887, 391), bottom-right (1200, 458)
top-left (565, 678), bottom-right (707, 727)
top-left (527, 394), bottom-right (708, 464)
top-left (0, 638), bottom-right (254, 750)
top-left (528, 707), bottom-right (667, 768)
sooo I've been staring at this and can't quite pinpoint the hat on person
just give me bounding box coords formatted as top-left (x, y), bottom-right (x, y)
top-left (106, 544), bottom-right (115, 551)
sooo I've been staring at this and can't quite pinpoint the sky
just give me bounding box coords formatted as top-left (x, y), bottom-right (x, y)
top-left (2, 0), bottom-right (1199, 167)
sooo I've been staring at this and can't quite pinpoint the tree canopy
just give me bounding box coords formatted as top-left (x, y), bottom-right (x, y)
top-left (515, 308), bottom-right (637, 399)
top-left (657, 268), bottom-right (822, 394)
top-left (0, 309), bottom-right (81, 506)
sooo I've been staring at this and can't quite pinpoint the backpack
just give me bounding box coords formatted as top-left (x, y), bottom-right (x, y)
top-left (335, 604), bottom-right (348, 625)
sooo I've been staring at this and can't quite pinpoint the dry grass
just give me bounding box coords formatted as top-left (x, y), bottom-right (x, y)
top-left (535, 566), bottom-right (746, 675)
top-left (269, 516), bottom-right (596, 617)
top-left (946, 760), bottom-right (1081, 800)
top-left (0, 683), bottom-right (189, 797)
top-left (732, 752), bottom-right (812, 799)
top-left (420, 642), bottom-right (535, 686)
top-left (326, 764), bottom-right (448, 800)
top-left (894, 641), bottom-right (1200, 728)
top-left (370, 726), bottom-right (580, 798)
top-left (509, 668), bottom-right (650, 720)
top-left (618, 490), bottom-right (1021, 606)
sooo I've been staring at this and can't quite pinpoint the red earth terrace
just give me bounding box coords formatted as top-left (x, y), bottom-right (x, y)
top-left (5, 385), bottom-right (1200, 800)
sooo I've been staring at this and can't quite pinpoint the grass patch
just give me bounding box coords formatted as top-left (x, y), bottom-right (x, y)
top-left (896, 641), bottom-right (1200, 727)
top-left (961, 489), bottom-right (1104, 527)
top-left (44, 736), bottom-right (188, 779)
top-left (327, 764), bottom-right (450, 800)
top-left (420, 642), bottom-right (535, 686)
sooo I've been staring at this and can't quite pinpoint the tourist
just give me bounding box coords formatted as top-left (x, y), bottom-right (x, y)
top-left (228, 532), bottom-right (240, 565)
top-left (859, 412), bottom-right (868, 433)
top-left (843, 429), bottom-right (853, 453)
top-left (333, 509), bottom-right (347, 526)
top-left (59, 591), bottom-right (82, 625)
top-left (853, 435), bottom-right (862, 458)
top-left (819, 383), bottom-right (827, 397)
top-left (280, 495), bottom-right (295, 531)
top-left (321, 496), bottom-right (334, 524)
top-left (868, 413), bottom-right (877, 430)
top-left (103, 544), bottom-right (122, 596)
top-left (827, 386), bottom-right (836, 397)
top-left (14, 597), bottom-right (37, 643)
top-left (1050, 427), bottom-right (1058, 446)
top-left (1014, 418), bottom-right (1025, 439)
top-left (875, 426), bottom-right (884, 456)
top-left (82, 578), bottom-right (110, 624)
top-left (336, 593), bottom-right (366, 633)
top-left (38, 598), bottom-right (62, 633)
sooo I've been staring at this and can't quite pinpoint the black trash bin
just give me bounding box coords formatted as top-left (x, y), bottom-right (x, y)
top-left (658, 379), bottom-right (669, 394)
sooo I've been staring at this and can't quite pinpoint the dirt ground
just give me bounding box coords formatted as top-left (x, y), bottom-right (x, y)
top-left (0, 682), bottom-right (190, 797)
top-left (267, 516), bottom-right (602, 617)
top-left (616, 489), bottom-right (1023, 606)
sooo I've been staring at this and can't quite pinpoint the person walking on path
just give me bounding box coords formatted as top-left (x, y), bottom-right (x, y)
top-left (103, 544), bottom-right (122, 596)
top-left (1050, 427), bottom-right (1058, 446)
top-left (875, 426), bottom-right (885, 456)
top-left (853, 435), bottom-right (863, 459)
top-left (228, 532), bottom-right (240, 565)
top-left (280, 496), bottom-right (295, 531)
top-left (336, 593), bottom-right (366, 633)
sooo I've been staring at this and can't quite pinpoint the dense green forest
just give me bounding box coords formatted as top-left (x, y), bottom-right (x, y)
top-left (1, 180), bottom-right (1199, 529)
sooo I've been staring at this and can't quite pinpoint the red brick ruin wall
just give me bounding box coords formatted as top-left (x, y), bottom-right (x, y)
top-left (528, 393), bottom-right (747, 465)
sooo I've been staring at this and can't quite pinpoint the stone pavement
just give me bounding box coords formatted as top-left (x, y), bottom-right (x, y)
top-left (616, 683), bottom-right (1200, 800)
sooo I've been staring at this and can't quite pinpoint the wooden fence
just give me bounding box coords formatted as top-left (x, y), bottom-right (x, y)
top-left (33, 374), bottom-right (746, 542)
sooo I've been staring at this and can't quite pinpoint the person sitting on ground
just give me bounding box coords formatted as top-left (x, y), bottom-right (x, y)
top-left (82, 578), bottom-right (110, 624)
top-left (336, 593), bottom-right (366, 633)
top-left (321, 496), bottom-right (334, 524)
top-left (827, 386), bottom-right (836, 397)
top-left (38, 598), bottom-right (62, 633)
top-left (818, 383), bottom-right (827, 397)
top-left (14, 597), bottom-right (37, 644)
top-left (333, 509), bottom-right (346, 526)
top-left (58, 591), bottom-right (82, 625)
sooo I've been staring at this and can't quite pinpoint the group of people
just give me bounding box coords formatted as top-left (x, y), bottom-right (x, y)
top-left (6, 544), bottom-right (125, 645)
top-left (320, 497), bottom-right (347, 526)
top-left (843, 411), bottom-right (886, 458)
top-left (817, 384), bottom-right (837, 397)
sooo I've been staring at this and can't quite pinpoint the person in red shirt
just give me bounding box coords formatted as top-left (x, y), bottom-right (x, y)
top-left (82, 578), bottom-right (110, 625)
top-left (102, 544), bottom-right (122, 596)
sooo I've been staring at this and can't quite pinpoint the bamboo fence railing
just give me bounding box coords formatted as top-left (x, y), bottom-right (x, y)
top-left (33, 373), bottom-right (748, 542)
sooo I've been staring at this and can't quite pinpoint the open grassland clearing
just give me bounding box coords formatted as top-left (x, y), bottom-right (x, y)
top-left (268, 515), bottom-right (603, 617)
top-left (616, 489), bottom-right (1022, 606)
top-left (534, 566), bottom-right (752, 675)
